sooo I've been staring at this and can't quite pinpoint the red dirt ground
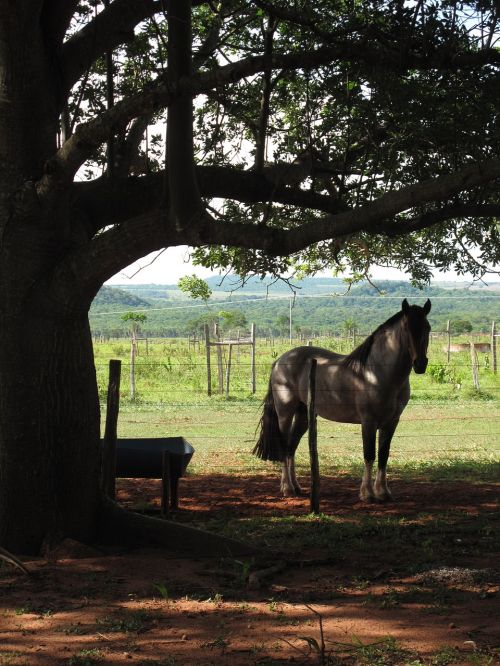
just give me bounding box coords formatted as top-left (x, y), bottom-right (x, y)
top-left (0, 475), bottom-right (498, 665)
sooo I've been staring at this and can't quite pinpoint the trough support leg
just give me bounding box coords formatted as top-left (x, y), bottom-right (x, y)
top-left (161, 452), bottom-right (171, 517)
top-left (170, 476), bottom-right (179, 511)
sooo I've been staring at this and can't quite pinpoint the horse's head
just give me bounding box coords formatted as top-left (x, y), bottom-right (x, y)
top-left (401, 299), bottom-right (431, 373)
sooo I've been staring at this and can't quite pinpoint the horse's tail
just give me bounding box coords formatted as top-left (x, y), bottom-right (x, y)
top-left (253, 371), bottom-right (285, 462)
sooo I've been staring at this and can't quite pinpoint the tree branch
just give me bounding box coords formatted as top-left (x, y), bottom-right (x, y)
top-left (61, 0), bottom-right (161, 92)
top-left (167, 0), bottom-right (204, 231)
top-left (114, 115), bottom-right (152, 178)
top-left (255, 16), bottom-right (277, 171)
top-left (62, 159), bottom-right (500, 301)
top-left (41, 0), bottom-right (80, 46)
top-left (377, 203), bottom-right (500, 236)
top-left (74, 166), bottom-right (348, 234)
top-left (61, 0), bottom-right (210, 93)
top-left (40, 28), bottom-right (500, 198)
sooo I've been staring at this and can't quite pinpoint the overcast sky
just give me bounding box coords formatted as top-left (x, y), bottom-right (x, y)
top-left (104, 245), bottom-right (493, 286)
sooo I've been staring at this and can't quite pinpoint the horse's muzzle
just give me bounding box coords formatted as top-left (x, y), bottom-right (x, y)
top-left (413, 357), bottom-right (428, 374)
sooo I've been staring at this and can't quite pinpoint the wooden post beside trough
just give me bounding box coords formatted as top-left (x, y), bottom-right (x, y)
top-left (308, 358), bottom-right (320, 514)
top-left (101, 359), bottom-right (121, 499)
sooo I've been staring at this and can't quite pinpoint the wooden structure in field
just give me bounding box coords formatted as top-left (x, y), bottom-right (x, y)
top-left (204, 323), bottom-right (256, 397)
top-left (441, 320), bottom-right (498, 390)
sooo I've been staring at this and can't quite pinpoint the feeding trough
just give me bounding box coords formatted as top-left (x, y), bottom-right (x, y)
top-left (102, 437), bottom-right (194, 511)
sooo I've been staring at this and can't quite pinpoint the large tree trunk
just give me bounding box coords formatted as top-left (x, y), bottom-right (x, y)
top-left (0, 8), bottom-right (101, 553)
top-left (0, 303), bottom-right (101, 553)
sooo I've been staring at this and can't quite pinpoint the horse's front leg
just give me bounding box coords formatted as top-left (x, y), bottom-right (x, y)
top-left (374, 420), bottom-right (399, 502)
top-left (359, 422), bottom-right (376, 502)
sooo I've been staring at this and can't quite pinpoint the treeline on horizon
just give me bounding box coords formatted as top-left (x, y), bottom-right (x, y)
top-left (90, 278), bottom-right (500, 338)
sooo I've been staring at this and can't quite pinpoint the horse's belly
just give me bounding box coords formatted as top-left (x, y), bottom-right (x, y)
top-left (315, 398), bottom-right (361, 424)
top-left (315, 390), bottom-right (408, 426)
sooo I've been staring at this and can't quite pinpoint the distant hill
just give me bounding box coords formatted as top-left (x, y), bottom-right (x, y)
top-left (92, 286), bottom-right (151, 311)
top-left (90, 277), bottom-right (500, 337)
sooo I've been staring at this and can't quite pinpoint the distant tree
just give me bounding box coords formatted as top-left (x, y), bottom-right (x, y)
top-left (452, 319), bottom-right (473, 334)
top-left (178, 276), bottom-right (212, 305)
top-left (275, 314), bottom-right (289, 336)
top-left (185, 313), bottom-right (218, 336)
top-left (121, 312), bottom-right (147, 338)
top-left (218, 310), bottom-right (247, 332)
top-left (342, 318), bottom-right (359, 335)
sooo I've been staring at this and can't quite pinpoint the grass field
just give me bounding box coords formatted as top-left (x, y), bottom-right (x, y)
top-left (95, 335), bottom-right (500, 483)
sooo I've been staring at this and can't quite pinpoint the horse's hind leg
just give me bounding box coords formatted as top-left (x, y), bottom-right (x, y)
top-left (374, 419), bottom-right (399, 502)
top-left (279, 403), bottom-right (308, 497)
top-left (360, 422), bottom-right (376, 502)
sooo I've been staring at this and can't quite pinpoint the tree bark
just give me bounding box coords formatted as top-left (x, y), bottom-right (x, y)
top-left (0, 305), bottom-right (101, 553)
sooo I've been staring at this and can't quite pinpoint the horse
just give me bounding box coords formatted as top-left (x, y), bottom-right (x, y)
top-left (253, 299), bottom-right (431, 501)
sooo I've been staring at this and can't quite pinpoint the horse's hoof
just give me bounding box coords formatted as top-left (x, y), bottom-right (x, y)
top-left (375, 490), bottom-right (392, 504)
top-left (374, 490), bottom-right (393, 503)
top-left (359, 493), bottom-right (375, 503)
top-left (281, 488), bottom-right (298, 498)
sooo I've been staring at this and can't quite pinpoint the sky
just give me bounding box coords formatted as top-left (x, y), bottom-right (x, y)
top-left (104, 245), bottom-right (490, 286)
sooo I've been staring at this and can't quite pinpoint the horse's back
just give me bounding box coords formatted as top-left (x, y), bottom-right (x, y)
top-left (272, 346), bottom-right (344, 384)
top-left (272, 345), bottom-right (348, 408)
top-left (271, 345), bottom-right (409, 426)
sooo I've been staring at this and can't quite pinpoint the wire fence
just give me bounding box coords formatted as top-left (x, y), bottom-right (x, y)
top-left (95, 331), bottom-right (500, 475)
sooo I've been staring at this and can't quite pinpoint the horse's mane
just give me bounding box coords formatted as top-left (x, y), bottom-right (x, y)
top-left (342, 310), bottom-right (404, 375)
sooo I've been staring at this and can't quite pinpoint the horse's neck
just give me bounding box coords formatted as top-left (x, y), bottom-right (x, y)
top-left (370, 324), bottom-right (412, 381)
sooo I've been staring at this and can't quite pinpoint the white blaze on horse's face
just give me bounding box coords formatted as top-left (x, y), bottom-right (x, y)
top-left (401, 299), bottom-right (431, 374)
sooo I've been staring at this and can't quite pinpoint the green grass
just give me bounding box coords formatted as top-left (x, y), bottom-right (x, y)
top-left (94, 335), bottom-right (500, 407)
top-left (96, 336), bottom-right (499, 482)
top-left (192, 510), bottom-right (497, 567)
top-left (107, 401), bottom-right (499, 481)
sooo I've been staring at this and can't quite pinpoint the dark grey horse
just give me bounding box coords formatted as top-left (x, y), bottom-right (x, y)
top-left (254, 299), bottom-right (431, 500)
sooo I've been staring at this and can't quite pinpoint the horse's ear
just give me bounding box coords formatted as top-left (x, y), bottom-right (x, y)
top-left (402, 299), bottom-right (410, 314)
top-left (423, 299), bottom-right (431, 314)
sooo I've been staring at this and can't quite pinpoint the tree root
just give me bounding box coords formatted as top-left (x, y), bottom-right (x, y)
top-left (98, 497), bottom-right (261, 557)
top-left (0, 546), bottom-right (30, 575)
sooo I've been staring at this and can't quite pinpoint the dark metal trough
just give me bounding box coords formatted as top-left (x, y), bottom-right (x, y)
top-left (114, 437), bottom-right (194, 479)
top-left (106, 437), bottom-right (194, 510)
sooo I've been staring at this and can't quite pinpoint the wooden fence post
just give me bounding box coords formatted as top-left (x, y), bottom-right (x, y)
top-left (101, 359), bottom-right (121, 499)
top-left (446, 320), bottom-right (451, 363)
top-left (308, 359), bottom-right (320, 514)
top-left (491, 321), bottom-right (497, 374)
top-left (204, 324), bottom-right (211, 396)
top-left (225, 343), bottom-right (233, 398)
top-left (214, 323), bottom-right (224, 394)
top-left (470, 342), bottom-right (480, 390)
top-left (251, 323), bottom-right (256, 394)
top-left (130, 334), bottom-right (137, 400)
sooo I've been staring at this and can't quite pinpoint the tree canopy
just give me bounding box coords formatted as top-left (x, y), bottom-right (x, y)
top-left (53, 0), bottom-right (500, 289)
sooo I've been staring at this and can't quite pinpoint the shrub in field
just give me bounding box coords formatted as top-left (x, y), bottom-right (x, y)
top-left (428, 363), bottom-right (461, 386)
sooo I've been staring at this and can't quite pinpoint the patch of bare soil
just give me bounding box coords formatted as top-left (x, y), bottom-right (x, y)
top-left (0, 476), bottom-right (498, 665)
